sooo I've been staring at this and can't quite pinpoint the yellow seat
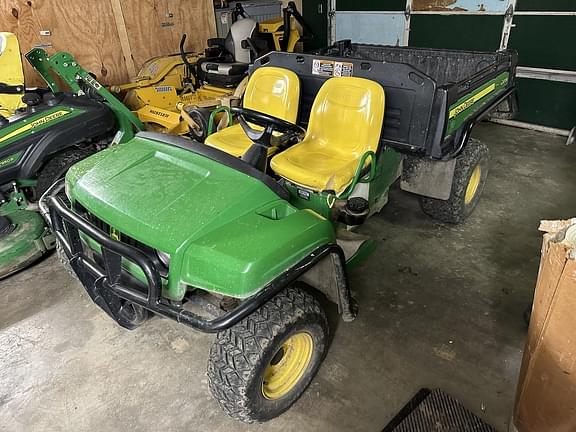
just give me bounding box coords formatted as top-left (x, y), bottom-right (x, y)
top-left (204, 66), bottom-right (300, 157)
top-left (0, 33), bottom-right (25, 118)
top-left (271, 77), bottom-right (385, 194)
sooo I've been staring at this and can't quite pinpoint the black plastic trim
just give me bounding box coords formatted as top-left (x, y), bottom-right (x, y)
top-left (0, 83), bottom-right (24, 94)
top-left (48, 193), bottom-right (348, 332)
top-left (447, 86), bottom-right (517, 159)
top-left (255, 44), bottom-right (517, 160)
top-left (0, 94), bottom-right (115, 185)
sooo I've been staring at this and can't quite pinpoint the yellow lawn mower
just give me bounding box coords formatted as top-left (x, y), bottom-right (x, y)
top-left (112, 2), bottom-right (312, 141)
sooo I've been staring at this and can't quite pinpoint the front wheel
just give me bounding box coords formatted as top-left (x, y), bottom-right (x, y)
top-left (420, 138), bottom-right (489, 224)
top-left (207, 286), bottom-right (329, 423)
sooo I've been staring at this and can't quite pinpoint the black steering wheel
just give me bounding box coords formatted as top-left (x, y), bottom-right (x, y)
top-left (232, 106), bottom-right (305, 139)
top-left (231, 106), bottom-right (305, 171)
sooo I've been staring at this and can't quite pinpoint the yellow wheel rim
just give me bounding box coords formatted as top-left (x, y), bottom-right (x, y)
top-left (465, 165), bottom-right (482, 205)
top-left (262, 332), bottom-right (313, 400)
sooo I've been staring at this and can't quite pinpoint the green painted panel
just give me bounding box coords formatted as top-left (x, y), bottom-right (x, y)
top-left (409, 15), bottom-right (503, 51)
top-left (516, 0), bottom-right (576, 11)
top-left (516, 78), bottom-right (576, 129)
top-left (447, 72), bottom-right (510, 134)
top-left (336, 0), bottom-right (406, 11)
top-left (508, 16), bottom-right (576, 70)
top-left (303, 0), bottom-right (329, 50)
top-left (68, 137), bottom-right (335, 300)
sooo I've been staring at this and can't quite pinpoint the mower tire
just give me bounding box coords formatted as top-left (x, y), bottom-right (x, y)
top-left (420, 138), bottom-right (489, 224)
top-left (187, 107), bottom-right (210, 143)
top-left (207, 286), bottom-right (329, 423)
top-left (117, 301), bottom-right (151, 329)
top-left (36, 147), bottom-right (94, 199)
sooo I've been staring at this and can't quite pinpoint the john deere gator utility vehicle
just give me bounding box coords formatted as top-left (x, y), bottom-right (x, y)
top-left (44, 43), bottom-right (517, 422)
top-left (0, 47), bottom-right (142, 278)
top-left (114, 2), bottom-right (312, 139)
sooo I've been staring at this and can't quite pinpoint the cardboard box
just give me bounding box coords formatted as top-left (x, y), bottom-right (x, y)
top-left (511, 218), bottom-right (576, 432)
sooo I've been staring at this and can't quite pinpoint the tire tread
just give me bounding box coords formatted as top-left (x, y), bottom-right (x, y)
top-left (207, 287), bottom-right (325, 423)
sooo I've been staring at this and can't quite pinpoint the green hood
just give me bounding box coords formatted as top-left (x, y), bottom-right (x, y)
top-left (66, 135), bottom-right (335, 299)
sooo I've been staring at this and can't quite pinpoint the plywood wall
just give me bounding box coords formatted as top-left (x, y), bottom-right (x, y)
top-left (0, 0), bottom-right (216, 86)
top-left (120, 0), bottom-right (216, 70)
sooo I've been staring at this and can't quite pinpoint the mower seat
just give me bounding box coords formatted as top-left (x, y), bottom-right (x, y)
top-left (196, 18), bottom-right (267, 88)
top-left (0, 32), bottom-right (25, 118)
top-left (205, 66), bottom-right (300, 158)
top-left (197, 61), bottom-right (249, 88)
top-left (271, 77), bottom-right (385, 194)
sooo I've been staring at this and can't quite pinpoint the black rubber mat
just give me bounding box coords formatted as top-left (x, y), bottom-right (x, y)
top-left (382, 388), bottom-right (497, 432)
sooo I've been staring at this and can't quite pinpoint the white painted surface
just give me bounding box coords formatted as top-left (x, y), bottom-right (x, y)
top-left (335, 12), bottom-right (405, 45)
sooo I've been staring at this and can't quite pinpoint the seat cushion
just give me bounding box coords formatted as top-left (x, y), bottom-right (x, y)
top-left (197, 60), bottom-right (249, 88)
top-left (204, 67), bottom-right (301, 158)
top-left (205, 124), bottom-right (279, 158)
top-left (204, 124), bottom-right (253, 158)
top-left (271, 76), bottom-right (385, 194)
top-left (270, 140), bottom-right (362, 193)
top-left (200, 61), bottom-right (249, 77)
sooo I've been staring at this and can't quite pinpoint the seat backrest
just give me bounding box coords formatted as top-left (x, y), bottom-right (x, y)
top-left (0, 32), bottom-right (25, 117)
top-left (243, 66), bottom-right (300, 123)
top-left (0, 32), bottom-right (24, 89)
top-left (228, 18), bottom-right (257, 63)
top-left (304, 77), bottom-right (385, 157)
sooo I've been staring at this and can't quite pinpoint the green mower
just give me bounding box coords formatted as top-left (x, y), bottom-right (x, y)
top-left (0, 47), bottom-right (142, 278)
top-left (43, 44), bottom-right (517, 422)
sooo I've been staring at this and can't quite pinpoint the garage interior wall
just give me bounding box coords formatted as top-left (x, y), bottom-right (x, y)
top-left (323, 0), bottom-right (576, 131)
top-left (0, 0), bottom-right (216, 87)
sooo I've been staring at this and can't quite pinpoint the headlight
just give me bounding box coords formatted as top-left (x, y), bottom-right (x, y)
top-left (157, 251), bottom-right (170, 268)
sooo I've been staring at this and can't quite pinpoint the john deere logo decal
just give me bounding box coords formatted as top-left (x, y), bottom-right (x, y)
top-left (449, 73), bottom-right (509, 119)
top-left (29, 110), bottom-right (69, 128)
top-left (110, 227), bottom-right (121, 241)
top-left (0, 109), bottom-right (71, 144)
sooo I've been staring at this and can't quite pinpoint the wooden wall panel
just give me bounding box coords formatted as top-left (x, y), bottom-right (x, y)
top-left (0, 0), bottom-right (129, 86)
top-left (0, 0), bottom-right (216, 86)
top-left (119, 0), bottom-right (216, 71)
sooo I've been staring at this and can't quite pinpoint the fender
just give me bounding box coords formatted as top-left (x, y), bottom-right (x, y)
top-left (0, 96), bottom-right (115, 184)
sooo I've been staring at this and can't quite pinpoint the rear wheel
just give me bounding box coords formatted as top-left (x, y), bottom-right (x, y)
top-left (207, 286), bottom-right (329, 423)
top-left (420, 139), bottom-right (489, 224)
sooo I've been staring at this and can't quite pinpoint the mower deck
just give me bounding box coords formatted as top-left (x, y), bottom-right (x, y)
top-left (0, 209), bottom-right (52, 278)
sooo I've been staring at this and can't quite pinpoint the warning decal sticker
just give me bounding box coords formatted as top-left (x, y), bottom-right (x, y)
top-left (312, 59), bottom-right (334, 76)
top-left (334, 61), bottom-right (353, 77)
top-left (312, 59), bottom-right (354, 77)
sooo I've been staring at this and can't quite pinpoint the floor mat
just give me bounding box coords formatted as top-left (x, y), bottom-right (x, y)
top-left (382, 388), bottom-right (497, 432)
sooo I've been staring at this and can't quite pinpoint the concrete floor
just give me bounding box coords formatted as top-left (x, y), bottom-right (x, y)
top-left (1, 123), bottom-right (575, 432)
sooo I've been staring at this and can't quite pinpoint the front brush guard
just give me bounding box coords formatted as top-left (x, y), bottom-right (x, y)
top-left (44, 184), bottom-right (356, 332)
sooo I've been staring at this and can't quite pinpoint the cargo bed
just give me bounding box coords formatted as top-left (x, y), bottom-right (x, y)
top-left (254, 40), bottom-right (518, 160)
